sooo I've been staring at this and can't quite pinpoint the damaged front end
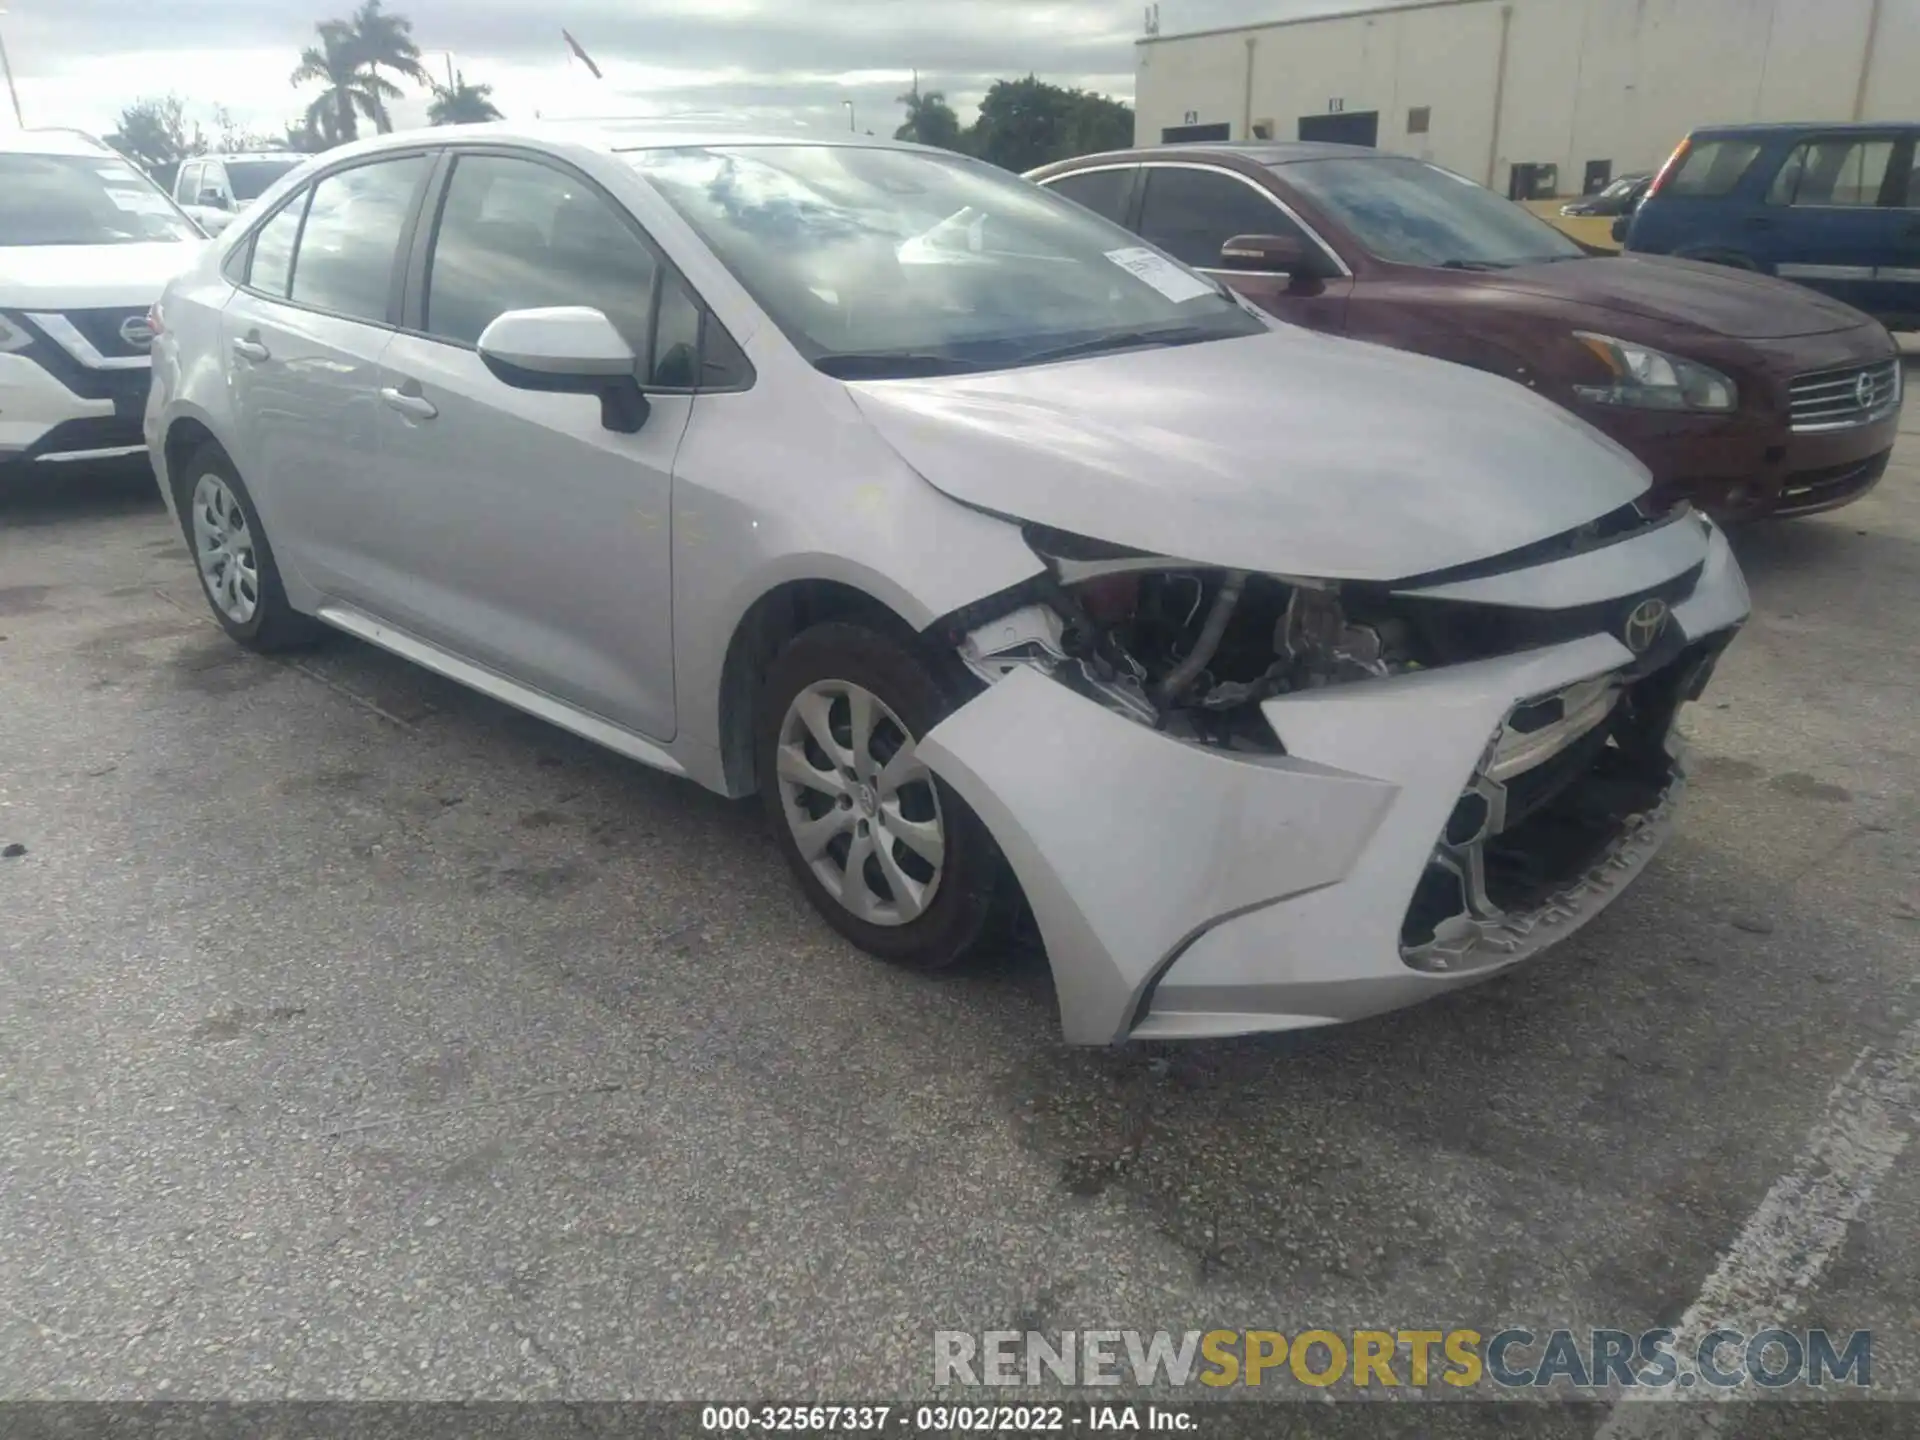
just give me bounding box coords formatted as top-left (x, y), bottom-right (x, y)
top-left (942, 525), bottom-right (1424, 754)
top-left (915, 507), bottom-right (1750, 1045)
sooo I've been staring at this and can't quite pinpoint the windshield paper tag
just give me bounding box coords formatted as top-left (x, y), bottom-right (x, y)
top-left (1105, 247), bottom-right (1216, 303)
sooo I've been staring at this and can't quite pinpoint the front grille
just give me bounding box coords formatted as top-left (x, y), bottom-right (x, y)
top-left (1788, 360), bottom-right (1901, 433)
top-left (1399, 639), bottom-right (1723, 970)
top-left (58, 307), bottom-right (155, 361)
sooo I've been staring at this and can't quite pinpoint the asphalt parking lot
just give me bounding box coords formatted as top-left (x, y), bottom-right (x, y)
top-left (2, 366), bottom-right (1918, 1423)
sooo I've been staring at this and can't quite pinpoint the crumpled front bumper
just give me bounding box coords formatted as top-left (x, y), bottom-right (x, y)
top-left (918, 523), bottom-right (1750, 1046)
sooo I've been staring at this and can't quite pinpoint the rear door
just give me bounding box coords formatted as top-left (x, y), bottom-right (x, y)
top-left (219, 151), bottom-right (434, 595)
top-left (1755, 131), bottom-right (1913, 320)
top-left (1128, 163), bottom-right (1351, 332)
top-left (364, 149), bottom-right (691, 740)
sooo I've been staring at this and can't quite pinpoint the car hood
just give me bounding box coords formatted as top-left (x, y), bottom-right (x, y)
top-left (1479, 255), bottom-right (1867, 339)
top-left (848, 327), bottom-right (1651, 582)
top-left (0, 239), bottom-right (208, 310)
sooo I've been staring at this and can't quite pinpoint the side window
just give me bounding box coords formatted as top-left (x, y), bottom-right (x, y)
top-left (651, 276), bottom-right (701, 388)
top-left (1767, 138), bottom-right (1895, 207)
top-left (1136, 167), bottom-right (1307, 268)
top-left (247, 194), bottom-right (307, 298)
top-left (175, 162), bottom-right (201, 204)
top-left (424, 154), bottom-right (659, 351)
top-left (288, 155), bottom-right (428, 323)
top-left (1042, 168), bottom-right (1136, 225)
top-left (203, 163), bottom-right (228, 201)
top-left (1664, 140), bottom-right (1763, 198)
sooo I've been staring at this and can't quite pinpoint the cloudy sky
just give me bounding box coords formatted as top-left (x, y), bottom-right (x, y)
top-left (1, 0), bottom-right (1382, 144)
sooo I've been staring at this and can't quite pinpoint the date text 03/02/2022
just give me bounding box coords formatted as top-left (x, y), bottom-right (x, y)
top-left (700, 1404), bottom-right (1193, 1433)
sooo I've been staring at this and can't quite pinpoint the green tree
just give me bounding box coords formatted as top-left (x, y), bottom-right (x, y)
top-left (343, 0), bottom-right (428, 130)
top-left (428, 72), bottom-right (503, 126)
top-left (106, 95), bottom-right (204, 175)
top-left (290, 21), bottom-right (392, 146)
top-left (964, 76), bottom-right (1135, 172)
top-left (894, 78), bottom-right (963, 151)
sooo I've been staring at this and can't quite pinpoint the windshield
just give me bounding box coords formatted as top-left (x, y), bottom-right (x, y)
top-left (1280, 155), bottom-right (1585, 270)
top-left (0, 153), bottom-right (201, 247)
top-left (226, 159), bottom-right (299, 201)
top-left (626, 144), bottom-right (1263, 376)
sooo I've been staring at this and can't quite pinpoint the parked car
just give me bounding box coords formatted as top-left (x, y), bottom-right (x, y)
top-left (0, 127), bottom-right (205, 477)
top-left (1620, 122), bottom-right (1920, 334)
top-left (1563, 173), bottom-right (1653, 218)
top-left (172, 152), bottom-right (304, 236)
top-left (1030, 143), bottom-right (1904, 518)
top-left (147, 125), bottom-right (1749, 1044)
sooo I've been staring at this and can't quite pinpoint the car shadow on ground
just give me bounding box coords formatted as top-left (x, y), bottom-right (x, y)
top-left (0, 460), bottom-right (164, 527)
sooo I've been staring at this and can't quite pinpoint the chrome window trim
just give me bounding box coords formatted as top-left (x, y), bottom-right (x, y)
top-left (1039, 159), bottom-right (1353, 279)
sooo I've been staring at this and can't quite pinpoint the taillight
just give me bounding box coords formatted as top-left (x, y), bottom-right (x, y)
top-left (1646, 137), bottom-right (1690, 199)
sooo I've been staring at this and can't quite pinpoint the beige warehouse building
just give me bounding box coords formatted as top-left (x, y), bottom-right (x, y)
top-left (1135, 0), bottom-right (1919, 199)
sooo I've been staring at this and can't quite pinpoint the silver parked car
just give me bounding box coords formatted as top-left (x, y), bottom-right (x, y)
top-left (146, 124), bottom-right (1751, 1045)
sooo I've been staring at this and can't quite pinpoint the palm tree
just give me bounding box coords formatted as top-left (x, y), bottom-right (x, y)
top-left (895, 75), bottom-right (962, 151)
top-left (428, 73), bottom-right (502, 127)
top-left (344, 0), bottom-right (428, 130)
top-left (290, 21), bottom-right (397, 145)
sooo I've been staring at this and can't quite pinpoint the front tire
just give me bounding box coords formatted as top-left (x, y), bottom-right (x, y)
top-left (757, 621), bottom-right (1008, 970)
top-left (174, 443), bottom-right (318, 652)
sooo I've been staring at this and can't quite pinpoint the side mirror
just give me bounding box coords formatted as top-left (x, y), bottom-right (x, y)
top-left (199, 188), bottom-right (231, 210)
top-left (477, 306), bottom-right (650, 434)
top-left (1219, 232), bottom-right (1317, 281)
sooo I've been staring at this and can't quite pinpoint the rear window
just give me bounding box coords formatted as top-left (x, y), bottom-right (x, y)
top-left (1663, 140), bottom-right (1763, 197)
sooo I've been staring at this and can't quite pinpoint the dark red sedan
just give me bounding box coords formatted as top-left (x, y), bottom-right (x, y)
top-left (1028, 143), bottom-right (1905, 519)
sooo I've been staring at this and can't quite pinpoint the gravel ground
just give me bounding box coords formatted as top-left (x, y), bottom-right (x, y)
top-left (2, 375), bottom-right (1917, 1426)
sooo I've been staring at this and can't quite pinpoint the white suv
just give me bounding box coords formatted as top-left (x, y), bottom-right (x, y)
top-left (172, 152), bottom-right (302, 236)
top-left (0, 128), bottom-right (205, 475)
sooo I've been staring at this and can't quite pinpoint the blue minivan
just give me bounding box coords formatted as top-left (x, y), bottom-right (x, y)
top-left (1622, 122), bottom-right (1919, 331)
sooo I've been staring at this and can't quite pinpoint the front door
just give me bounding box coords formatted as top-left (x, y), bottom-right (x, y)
top-left (365, 151), bottom-right (687, 740)
top-left (1130, 164), bottom-right (1352, 333)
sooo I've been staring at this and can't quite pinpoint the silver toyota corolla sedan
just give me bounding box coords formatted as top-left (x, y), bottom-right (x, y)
top-left (145, 123), bottom-right (1751, 1045)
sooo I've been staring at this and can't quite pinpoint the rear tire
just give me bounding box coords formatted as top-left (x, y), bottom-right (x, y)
top-left (174, 442), bottom-right (320, 652)
top-left (757, 621), bottom-right (1010, 971)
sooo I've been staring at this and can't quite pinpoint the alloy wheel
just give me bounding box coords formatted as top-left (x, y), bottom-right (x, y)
top-left (775, 679), bottom-right (946, 926)
top-left (189, 472), bottom-right (259, 625)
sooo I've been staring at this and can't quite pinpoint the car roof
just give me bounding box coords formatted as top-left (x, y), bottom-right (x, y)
top-left (1688, 120), bottom-right (1918, 138)
top-left (319, 118), bottom-right (927, 163)
top-left (0, 127), bottom-right (117, 157)
top-left (1050, 140), bottom-right (1384, 169)
top-left (202, 152), bottom-right (303, 164)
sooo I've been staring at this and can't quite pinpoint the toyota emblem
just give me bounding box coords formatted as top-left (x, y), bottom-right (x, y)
top-left (1855, 371), bottom-right (1876, 410)
top-left (1621, 598), bottom-right (1670, 655)
top-left (119, 315), bottom-right (156, 350)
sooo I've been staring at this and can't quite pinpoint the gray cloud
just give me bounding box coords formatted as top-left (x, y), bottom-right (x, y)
top-left (7, 0), bottom-right (1373, 134)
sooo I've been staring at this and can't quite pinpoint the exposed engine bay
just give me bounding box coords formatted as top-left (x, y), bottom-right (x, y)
top-left (950, 529), bottom-right (1424, 751)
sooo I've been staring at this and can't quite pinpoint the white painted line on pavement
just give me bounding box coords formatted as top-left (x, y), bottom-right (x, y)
top-left (1593, 1016), bottom-right (1920, 1439)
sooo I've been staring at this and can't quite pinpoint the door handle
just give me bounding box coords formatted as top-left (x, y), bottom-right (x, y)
top-left (230, 337), bottom-right (270, 362)
top-left (379, 386), bottom-right (438, 421)
top-left (1742, 216), bottom-right (1774, 230)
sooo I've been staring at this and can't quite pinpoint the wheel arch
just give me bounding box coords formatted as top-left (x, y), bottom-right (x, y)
top-left (714, 576), bottom-right (928, 798)
top-left (160, 412), bottom-right (227, 510)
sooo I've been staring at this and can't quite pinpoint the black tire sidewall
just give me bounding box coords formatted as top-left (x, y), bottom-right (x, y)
top-left (757, 621), bottom-right (1003, 970)
top-left (173, 443), bottom-right (307, 649)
